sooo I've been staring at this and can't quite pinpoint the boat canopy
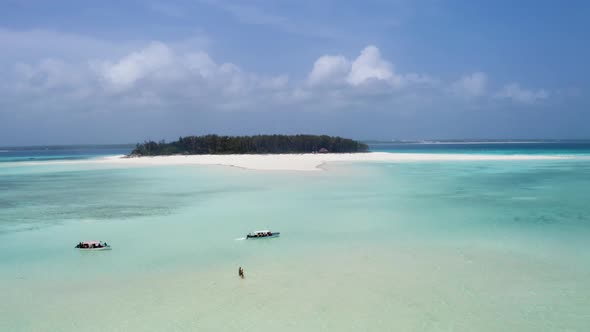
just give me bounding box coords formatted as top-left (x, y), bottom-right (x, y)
top-left (81, 241), bottom-right (103, 245)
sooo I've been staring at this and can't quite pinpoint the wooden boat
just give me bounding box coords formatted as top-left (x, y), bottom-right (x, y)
top-left (246, 230), bottom-right (280, 239)
top-left (75, 241), bottom-right (111, 250)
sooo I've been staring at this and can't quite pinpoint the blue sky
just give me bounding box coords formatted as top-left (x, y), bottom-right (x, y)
top-left (0, 0), bottom-right (588, 145)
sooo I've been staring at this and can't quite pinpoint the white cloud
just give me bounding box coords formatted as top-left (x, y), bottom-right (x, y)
top-left (495, 83), bottom-right (549, 104)
top-left (347, 45), bottom-right (395, 86)
top-left (1, 34), bottom-right (554, 121)
top-left (2, 39), bottom-right (292, 114)
top-left (450, 72), bottom-right (487, 97)
top-left (308, 55), bottom-right (350, 86)
top-left (184, 51), bottom-right (217, 78)
top-left (96, 42), bottom-right (174, 90)
top-left (257, 75), bottom-right (289, 90)
top-left (307, 45), bottom-right (434, 89)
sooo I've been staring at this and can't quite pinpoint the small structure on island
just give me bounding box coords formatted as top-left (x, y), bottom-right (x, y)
top-left (318, 148), bottom-right (329, 154)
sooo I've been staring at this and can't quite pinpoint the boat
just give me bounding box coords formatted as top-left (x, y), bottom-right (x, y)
top-left (246, 230), bottom-right (280, 239)
top-left (75, 241), bottom-right (111, 250)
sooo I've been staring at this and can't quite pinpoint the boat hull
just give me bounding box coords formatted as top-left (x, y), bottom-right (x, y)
top-left (246, 232), bottom-right (280, 239)
top-left (77, 246), bottom-right (112, 251)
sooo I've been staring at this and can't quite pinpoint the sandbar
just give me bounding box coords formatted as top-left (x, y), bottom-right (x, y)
top-left (94, 152), bottom-right (572, 171)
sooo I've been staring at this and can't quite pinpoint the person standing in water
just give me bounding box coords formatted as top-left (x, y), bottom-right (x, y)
top-left (238, 267), bottom-right (244, 279)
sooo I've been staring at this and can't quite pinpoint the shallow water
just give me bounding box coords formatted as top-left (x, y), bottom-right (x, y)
top-left (1, 155), bottom-right (590, 331)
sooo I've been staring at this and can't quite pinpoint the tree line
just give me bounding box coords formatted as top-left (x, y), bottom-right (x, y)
top-left (130, 134), bottom-right (369, 156)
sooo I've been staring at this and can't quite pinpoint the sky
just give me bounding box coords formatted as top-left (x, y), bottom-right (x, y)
top-left (0, 0), bottom-right (589, 145)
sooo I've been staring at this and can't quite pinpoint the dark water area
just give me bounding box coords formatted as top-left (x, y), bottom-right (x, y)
top-left (368, 140), bottom-right (590, 155)
top-left (0, 145), bottom-right (134, 163)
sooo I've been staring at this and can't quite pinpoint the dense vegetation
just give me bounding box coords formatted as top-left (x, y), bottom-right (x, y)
top-left (130, 135), bottom-right (369, 156)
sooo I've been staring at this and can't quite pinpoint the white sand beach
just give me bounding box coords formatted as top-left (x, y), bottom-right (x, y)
top-left (92, 152), bottom-right (573, 171)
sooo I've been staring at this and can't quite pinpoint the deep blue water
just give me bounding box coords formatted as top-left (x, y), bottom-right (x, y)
top-left (369, 141), bottom-right (590, 155)
top-left (0, 145), bottom-right (134, 163)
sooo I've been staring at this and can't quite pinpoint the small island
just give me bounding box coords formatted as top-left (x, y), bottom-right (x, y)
top-left (130, 134), bottom-right (369, 156)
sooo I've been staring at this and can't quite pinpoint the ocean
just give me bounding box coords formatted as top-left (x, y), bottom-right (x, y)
top-left (1, 143), bottom-right (589, 331)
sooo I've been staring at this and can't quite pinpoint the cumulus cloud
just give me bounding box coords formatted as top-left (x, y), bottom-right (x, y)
top-left (308, 55), bottom-right (350, 86)
top-left (307, 45), bottom-right (435, 89)
top-left (450, 72), bottom-right (487, 97)
top-left (184, 51), bottom-right (218, 78)
top-left (96, 42), bottom-right (174, 90)
top-left (93, 42), bottom-right (261, 96)
top-left (347, 46), bottom-right (395, 86)
top-left (1, 36), bottom-right (554, 122)
top-left (495, 83), bottom-right (549, 104)
top-left (1, 40), bottom-right (293, 115)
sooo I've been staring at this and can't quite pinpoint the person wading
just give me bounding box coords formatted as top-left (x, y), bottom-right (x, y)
top-left (238, 267), bottom-right (245, 279)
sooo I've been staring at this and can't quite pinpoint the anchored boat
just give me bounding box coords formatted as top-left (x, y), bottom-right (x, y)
top-left (75, 241), bottom-right (111, 250)
top-left (246, 230), bottom-right (280, 239)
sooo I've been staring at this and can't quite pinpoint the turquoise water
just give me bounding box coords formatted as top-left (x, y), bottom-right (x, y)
top-left (1, 148), bottom-right (590, 331)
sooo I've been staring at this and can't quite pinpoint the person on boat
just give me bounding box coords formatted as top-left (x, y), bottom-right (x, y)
top-left (238, 267), bottom-right (244, 279)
